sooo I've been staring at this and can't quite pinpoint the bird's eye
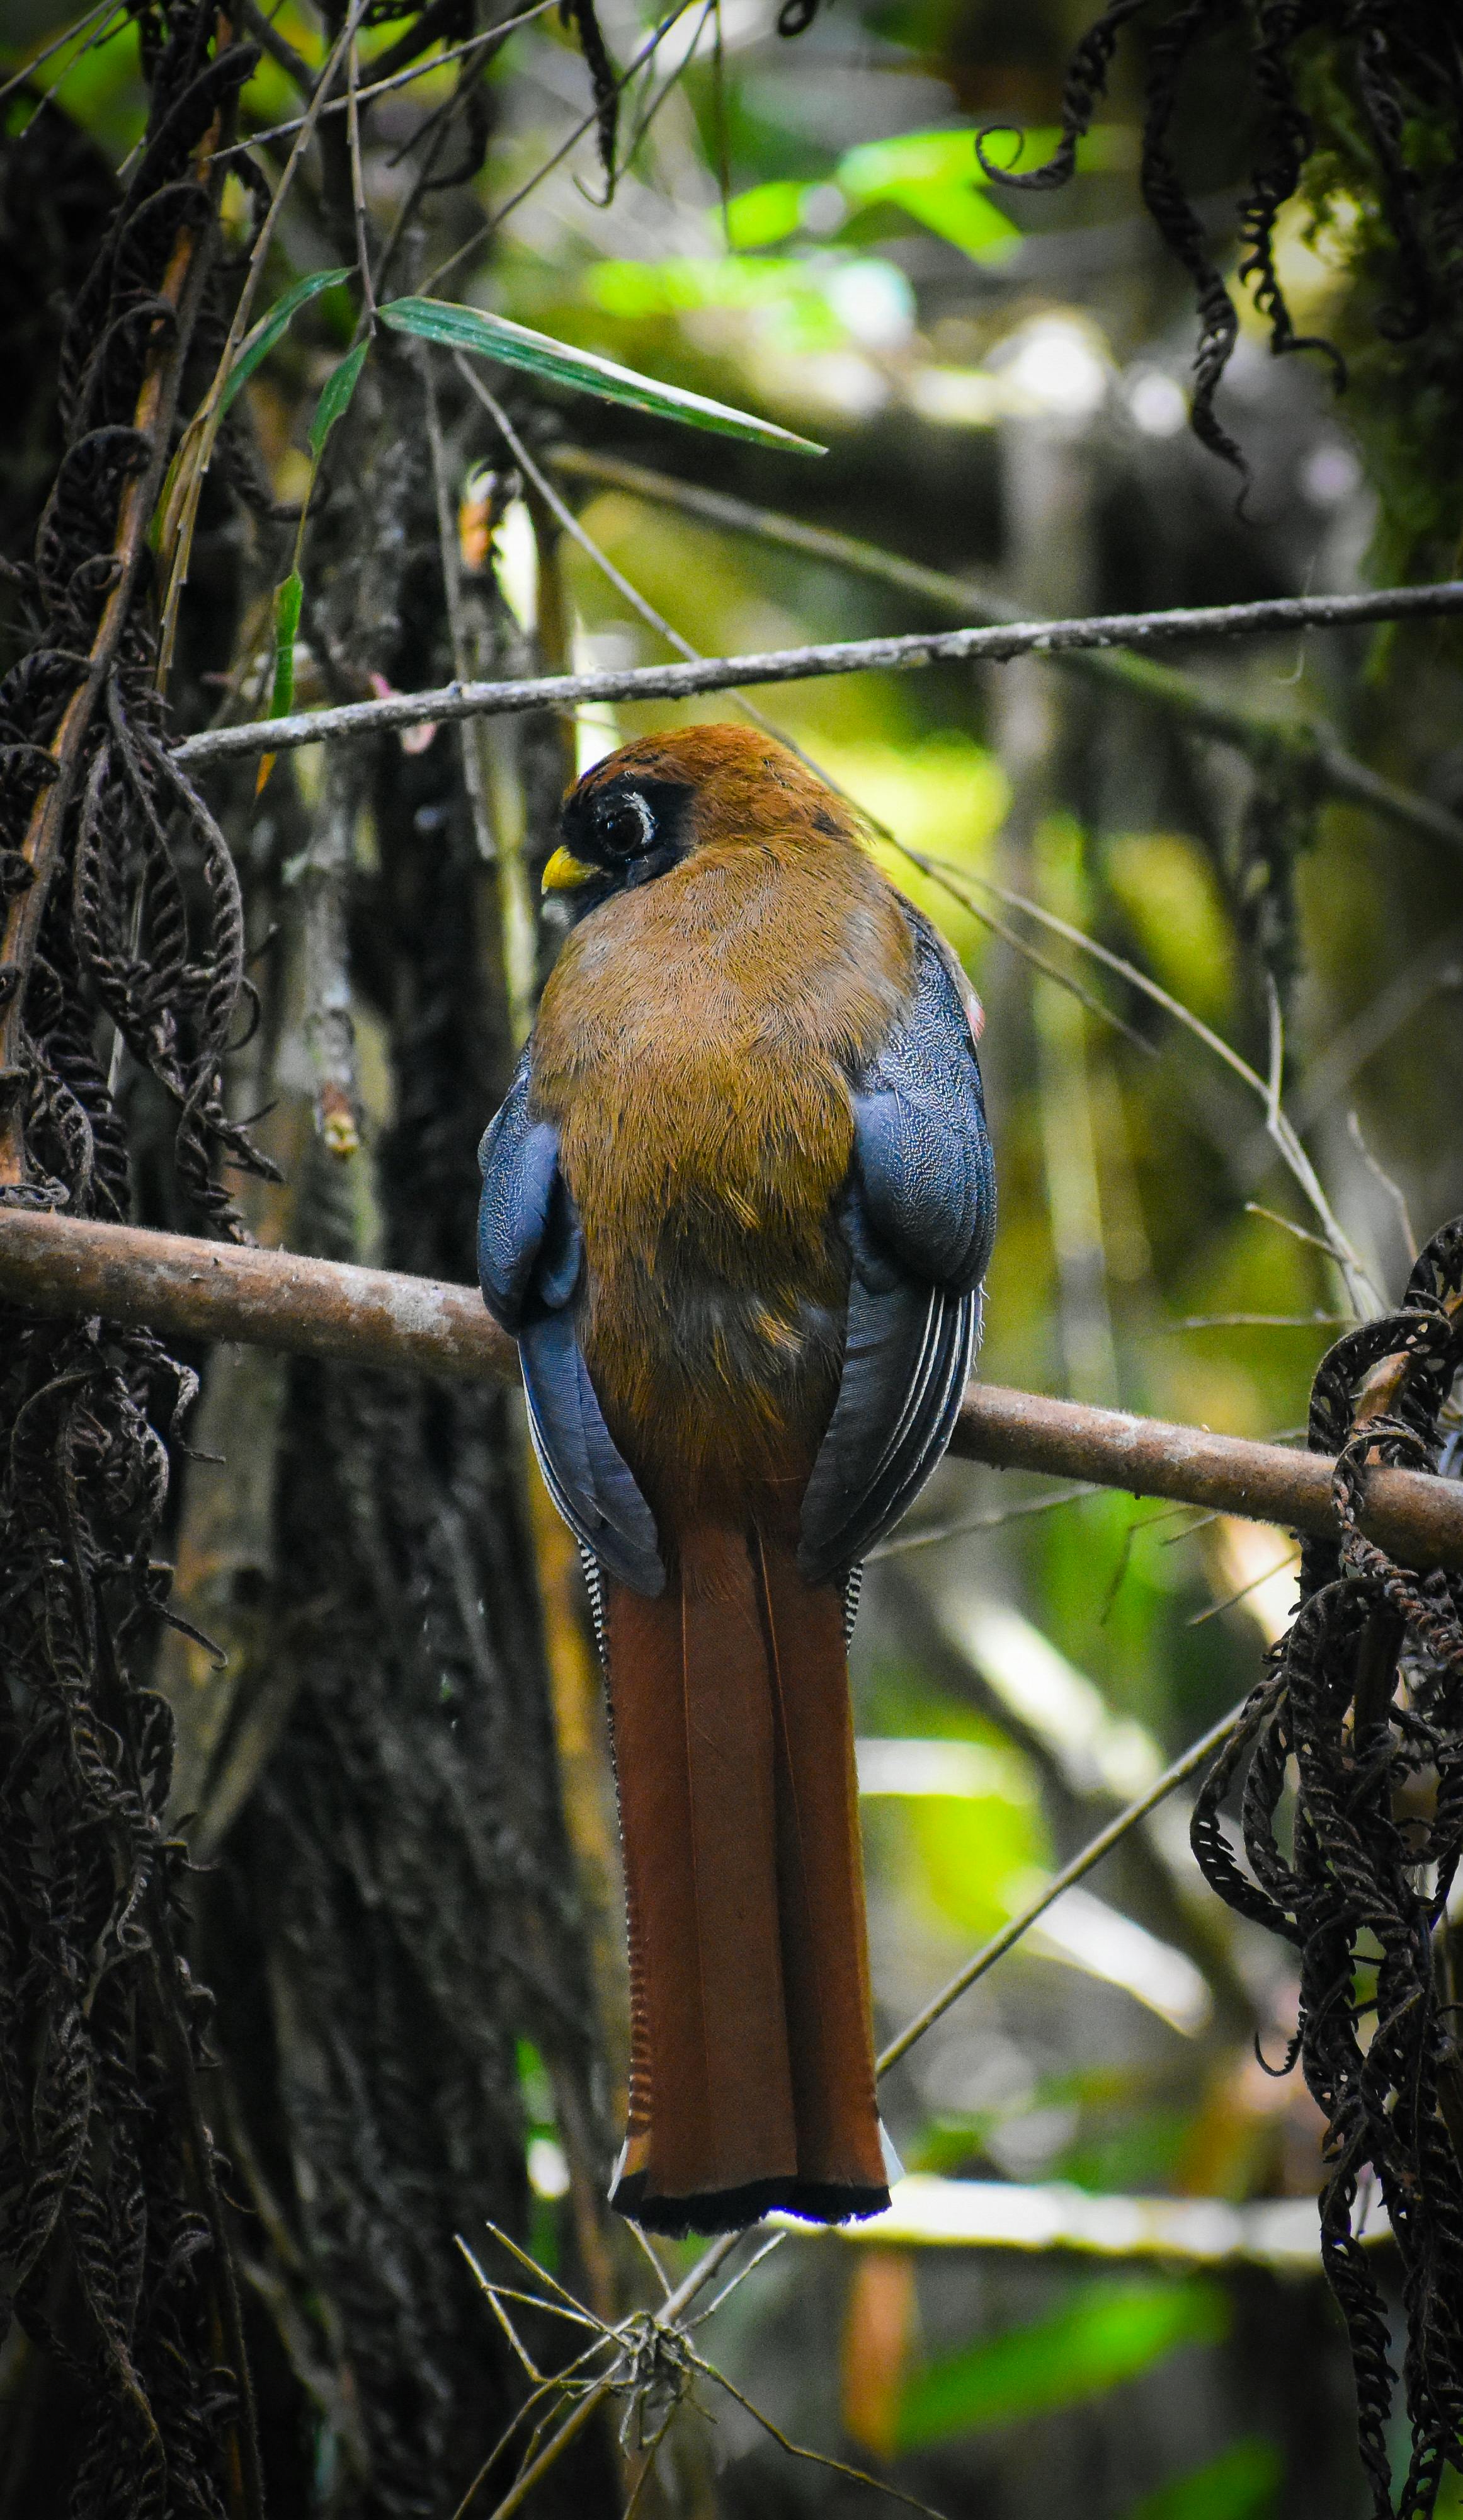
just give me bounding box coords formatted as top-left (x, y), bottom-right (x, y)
top-left (596, 791), bottom-right (654, 857)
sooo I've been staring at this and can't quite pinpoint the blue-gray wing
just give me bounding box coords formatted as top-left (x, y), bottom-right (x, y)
top-left (478, 1051), bottom-right (664, 1596)
top-left (798, 909), bottom-right (995, 1586)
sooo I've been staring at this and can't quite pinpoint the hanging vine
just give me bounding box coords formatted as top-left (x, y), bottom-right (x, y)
top-left (1193, 1215), bottom-right (1463, 2520)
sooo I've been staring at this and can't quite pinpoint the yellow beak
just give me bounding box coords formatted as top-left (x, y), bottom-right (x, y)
top-left (541, 846), bottom-right (597, 895)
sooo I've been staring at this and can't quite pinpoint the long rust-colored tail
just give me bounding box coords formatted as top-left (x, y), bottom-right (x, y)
top-left (603, 1522), bottom-right (890, 2236)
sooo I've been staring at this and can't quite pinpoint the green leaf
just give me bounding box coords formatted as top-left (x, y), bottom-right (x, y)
top-left (836, 130), bottom-right (1023, 265)
top-left (724, 179), bottom-right (817, 251)
top-left (1121, 2439), bottom-right (1283, 2520)
top-left (268, 570), bottom-right (304, 723)
top-left (840, 127), bottom-right (1013, 195)
top-left (221, 267), bottom-right (351, 414)
top-left (308, 341), bottom-right (370, 462)
top-left (896, 2279), bottom-right (1229, 2452)
top-left (377, 295), bottom-right (827, 455)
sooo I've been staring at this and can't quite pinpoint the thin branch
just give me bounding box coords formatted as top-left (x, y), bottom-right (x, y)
top-left (171, 577), bottom-right (1463, 770)
top-left (1188, 1558), bottom-right (1297, 1629)
top-left (1244, 1201), bottom-right (1350, 1260)
top-left (868, 1482), bottom-right (1097, 1558)
top-left (1168, 1312), bottom-right (1356, 1329)
top-left (215, 0), bottom-right (561, 156)
top-left (423, 0), bottom-right (707, 295)
top-left (234, 0), bottom-right (314, 96)
top-left (686, 2230), bottom-right (786, 2326)
top-left (549, 446), bottom-right (1463, 858)
top-left (690, 2352), bottom-right (953, 2520)
top-left (423, 359), bottom-right (498, 868)
top-left (906, 849), bottom-right (1383, 1317)
top-left (895, 850), bottom-right (1153, 1053)
top-left (875, 1700), bottom-right (1249, 2075)
top-left (346, 30), bottom-right (375, 321)
top-left (0, 0), bottom-right (124, 111)
top-left (617, 0), bottom-right (717, 170)
top-left (1347, 1110), bottom-right (1418, 1264)
top-left (157, 0), bottom-right (371, 676)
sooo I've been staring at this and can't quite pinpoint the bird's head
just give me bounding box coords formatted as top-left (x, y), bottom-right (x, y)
top-left (540, 725), bottom-right (857, 916)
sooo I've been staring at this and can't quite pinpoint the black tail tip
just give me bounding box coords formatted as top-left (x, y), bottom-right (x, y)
top-left (610, 2169), bottom-right (891, 2239)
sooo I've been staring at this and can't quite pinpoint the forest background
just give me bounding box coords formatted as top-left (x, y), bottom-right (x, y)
top-left (1, 1), bottom-right (1462, 2517)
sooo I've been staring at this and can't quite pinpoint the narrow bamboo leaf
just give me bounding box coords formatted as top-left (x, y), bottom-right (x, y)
top-left (896, 2278), bottom-right (1228, 2452)
top-left (222, 266), bottom-right (351, 414)
top-left (308, 341), bottom-right (369, 461)
top-left (268, 571), bottom-right (304, 721)
top-left (378, 295), bottom-right (826, 455)
top-left (256, 568), bottom-right (305, 794)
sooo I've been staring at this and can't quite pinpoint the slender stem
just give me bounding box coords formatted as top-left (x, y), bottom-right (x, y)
top-left (156, 0), bottom-right (370, 675)
top-left (549, 446), bottom-right (1463, 857)
top-left (876, 1701), bottom-right (1248, 2074)
top-left (346, 30), bottom-right (375, 319)
top-left (0, 0), bottom-right (124, 112)
top-left (908, 847), bottom-right (1384, 1314)
top-left (215, 0), bottom-right (560, 156)
top-left (172, 576), bottom-right (1463, 769)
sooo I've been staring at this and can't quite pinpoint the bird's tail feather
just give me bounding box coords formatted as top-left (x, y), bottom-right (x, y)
top-left (604, 1523), bottom-right (889, 2236)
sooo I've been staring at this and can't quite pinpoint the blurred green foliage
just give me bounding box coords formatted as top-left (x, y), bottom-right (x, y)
top-left (896, 2277), bottom-right (1230, 2449)
top-left (1123, 2439), bottom-right (1284, 2520)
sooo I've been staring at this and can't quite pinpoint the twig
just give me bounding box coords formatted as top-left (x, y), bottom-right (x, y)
top-left (170, 577), bottom-right (1463, 770)
top-left (549, 446), bottom-right (1463, 859)
top-left (423, 361), bottom-right (498, 869)
top-left (1244, 1201), bottom-right (1350, 1261)
top-left (0, 0), bottom-right (125, 111)
top-left (867, 1482), bottom-right (1097, 1557)
top-left (689, 2352), bottom-right (952, 2520)
top-left (1168, 1312), bottom-right (1355, 1329)
top-left (1188, 1557), bottom-right (1297, 1629)
top-left (1285, 924), bottom-right (1463, 1133)
top-left (156, 0), bottom-right (370, 677)
top-left (235, 0), bottom-right (314, 94)
top-left (875, 1701), bottom-right (1248, 2074)
top-left (906, 849), bottom-right (1384, 1318)
top-left (423, 0), bottom-right (706, 295)
top-left (1347, 1110), bottom-right (1418, 1265)
top-left (894, 849), bottom-right (1153, 1052)
top-left (346, 30), bottom-right (375, 321)
top-left (215, 0), bottom-right (560, 156)
top-left (617, 0), bottom-right (717, 171)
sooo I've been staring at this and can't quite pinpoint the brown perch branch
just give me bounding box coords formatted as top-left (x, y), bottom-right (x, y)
top-left (3, 1208), bottom-right (1460, 1572)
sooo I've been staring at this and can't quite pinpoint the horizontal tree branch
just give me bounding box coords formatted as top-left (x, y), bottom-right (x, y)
top-left (550, 446), bottom-right (1463, 856)
top-left (3, 1209), bottom-right (1460, 1571)
top-left (172, 578), bottom-right (1463, 770)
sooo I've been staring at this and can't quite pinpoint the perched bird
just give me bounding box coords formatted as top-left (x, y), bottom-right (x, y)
top-left (478, 724), bottom-right (995, 2237)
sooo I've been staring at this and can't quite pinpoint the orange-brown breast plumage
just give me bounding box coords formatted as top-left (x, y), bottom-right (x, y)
top-left (530, 731), bottom-right (913, 1515)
